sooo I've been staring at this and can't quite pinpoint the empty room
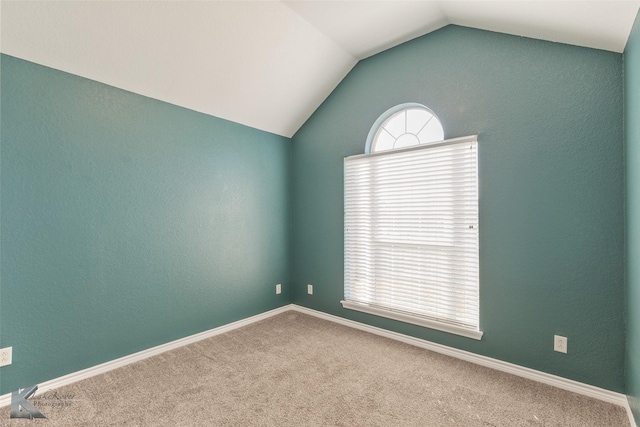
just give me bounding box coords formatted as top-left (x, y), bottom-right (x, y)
top-left (1, 1), bottom-right (640, 425)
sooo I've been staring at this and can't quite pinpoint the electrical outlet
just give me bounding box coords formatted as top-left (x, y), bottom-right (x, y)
top-left (307, 284), bottom-right (313, 295)
top-left (0, 347), bottom-right (12, 367)
top-left (276, 283), bottom-right (282, 294)
top-left (554, 335), bottom-right (567, 354)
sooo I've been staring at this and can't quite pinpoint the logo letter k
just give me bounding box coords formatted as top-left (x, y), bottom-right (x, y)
top-left (10, 385), bottom-right (47, 419)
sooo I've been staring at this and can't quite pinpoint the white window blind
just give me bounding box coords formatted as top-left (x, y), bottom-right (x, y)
top-left (342, 135), bottom-right (481, 340)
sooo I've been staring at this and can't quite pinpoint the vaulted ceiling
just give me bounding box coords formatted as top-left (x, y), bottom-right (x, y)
top-left (2, 1), bottom-right (639, 137)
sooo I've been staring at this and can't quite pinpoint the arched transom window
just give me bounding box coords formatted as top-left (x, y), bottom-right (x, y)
top-left (367, 103), bottom-right (444, 153)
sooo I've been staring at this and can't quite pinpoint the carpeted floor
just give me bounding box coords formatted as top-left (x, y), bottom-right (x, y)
top-left (0, 311), bottom-right (631, 426)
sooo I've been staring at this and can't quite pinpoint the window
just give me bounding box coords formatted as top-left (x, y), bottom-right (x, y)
top-left (366, 103), bottom-right (444, 153)
top-left (343, 104), bottom-right (481, 340)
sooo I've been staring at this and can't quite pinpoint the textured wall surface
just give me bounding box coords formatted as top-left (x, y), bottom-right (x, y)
top-left (626, 9), bottom-right (640, 424)
top-left (291, 25), bottom-right (625, 391)
top-left (0, 55), bottom-right (291, 395)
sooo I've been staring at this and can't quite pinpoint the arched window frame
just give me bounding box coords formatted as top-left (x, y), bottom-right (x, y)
top-left (365, 102), bottom-right (445, 154)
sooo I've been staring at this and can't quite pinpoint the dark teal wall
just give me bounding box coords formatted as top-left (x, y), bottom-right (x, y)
top-left (626, 9), bottom-right (640, 423)
top-left (0, 55), bottom-right (291, 395)
top-left (291, 25), bottom-right (625, 392)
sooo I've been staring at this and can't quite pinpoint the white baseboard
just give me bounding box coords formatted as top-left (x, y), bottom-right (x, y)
top-left (0, 305), bottom-right (292, 408)
top-left (627, 399), bottom-right (639, 427)
top-left (1, 303), bottom-right (636, 427)
top-left (290, 305), bottom-right (634, 419)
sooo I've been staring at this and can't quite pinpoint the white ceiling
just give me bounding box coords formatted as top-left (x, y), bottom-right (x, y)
top-left (2, 1), bottom-right (639, 137)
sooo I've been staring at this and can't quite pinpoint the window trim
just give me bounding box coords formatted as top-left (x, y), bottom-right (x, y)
top-left (341, 300), bottom-right (484, 340)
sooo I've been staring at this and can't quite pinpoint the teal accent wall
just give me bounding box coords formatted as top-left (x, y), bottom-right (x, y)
top-left (291, 25), bottom-right (625, 391)
top-left (0, 54), bottom-right (291, 395)
top-left (626, 9), bottom-right (640, 424)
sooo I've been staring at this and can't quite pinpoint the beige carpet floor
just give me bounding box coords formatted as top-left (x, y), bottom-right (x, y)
top-left (0, 311), bottom-right (631, 426)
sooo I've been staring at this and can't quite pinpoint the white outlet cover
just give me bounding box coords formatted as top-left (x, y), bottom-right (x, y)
top-left (554, 335), bottom-right (567, 354)
top-left (0, 347), bottom-right (13, 367)
top-left (307, 284), bottom-right (313, 295)
top-left (276, 284), bottom-right (282, 294)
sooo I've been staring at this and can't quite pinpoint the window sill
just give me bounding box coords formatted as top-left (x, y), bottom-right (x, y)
top-left (340, 300), bottom-right (484, 340)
